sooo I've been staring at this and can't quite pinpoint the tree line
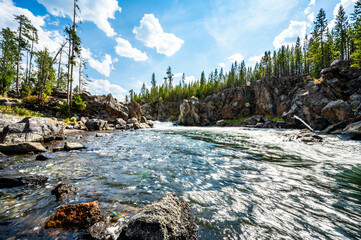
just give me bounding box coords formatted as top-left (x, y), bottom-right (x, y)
top-left (131, 1), bottom-right (361, 104)
top-left (0, 0), bottom-right (88, 108)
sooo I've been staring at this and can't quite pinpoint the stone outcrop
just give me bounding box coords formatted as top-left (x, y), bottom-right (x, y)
top-left (51, 183), bottom-right (78, 201)
top-left (0, 116), bottom-right (65, 144)
top-left (0, 113), bottom-right (22, 132)
top-left (0, 169), bottom-right (48, 188)
top-left (46, 201), bottom-right (103, 229)
top-left (178, 97), bottom-right (200, 126)
top-left (118, 194), bottom-right (198, 240)
top-left (0, 142), bottom-right (46, 154)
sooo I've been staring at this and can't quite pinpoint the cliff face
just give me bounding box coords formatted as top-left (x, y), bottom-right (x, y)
top-left (148, 60), bottom-right (361, 132)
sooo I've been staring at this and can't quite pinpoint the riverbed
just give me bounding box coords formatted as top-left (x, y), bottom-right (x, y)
top-left (1, 122), bottom-right (361, 239)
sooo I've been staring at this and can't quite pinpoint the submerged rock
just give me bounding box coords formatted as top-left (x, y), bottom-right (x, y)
top-left (64, 142), bottom-right (85, 151)
top-left (0, 169), bottom-right (48, 188)
top-left (294, 130), bottom-right (323, 143)
top-left (51, 183), bottom-right (78, 201)
top-left (342, 121), bottom-right (361, 140)
top-left (46, 201), bottom-right (103, 229)
top-left (0, 142), bottom-right (46, 154)
top-left (95, 133), bottom-right (109, 137)
top-left (118, 194), bottom-right (198, 240)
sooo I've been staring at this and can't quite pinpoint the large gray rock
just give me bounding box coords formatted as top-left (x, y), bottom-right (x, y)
top-left (178, 97), bottom-right (200, 126)
top-left (64, 142), bottom-right (85, 151)
top-left (86, 119), bottom-right (107, 131)
top-left (0, 142), bottom-right (46, 154)
top-left (118, 194), bottom-right (198, 240)
top-left (321, 100), bottom-right (353, 124)
top-left (0, 113), bottom-right (22, 132)
top-left (0, 169), bottom-right (48, 188)
top-left (0, 116), bottom-right (65, 144)
top-left (342, 121), bottom-right (361, 140)
top-left (51, 183), bottom-right (78, 201)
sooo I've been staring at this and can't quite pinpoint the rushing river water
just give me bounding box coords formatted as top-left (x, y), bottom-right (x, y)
top-left (1, 122), bottom-right (361, 239)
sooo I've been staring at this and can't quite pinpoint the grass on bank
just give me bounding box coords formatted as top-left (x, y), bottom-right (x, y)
top-left (0, 105), bottom-right (46, 118)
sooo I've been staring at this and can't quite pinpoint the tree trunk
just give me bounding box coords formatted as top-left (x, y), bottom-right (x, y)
top-left (67, 39), bottom-right (71, 103)
top-left (16, 22), bottom-right (22, 96)
top-left (57, 49), bottom-right (62, 88)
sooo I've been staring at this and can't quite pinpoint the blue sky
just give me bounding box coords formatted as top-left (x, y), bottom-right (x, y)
top-left (0, 0), bottom-right (358, 100)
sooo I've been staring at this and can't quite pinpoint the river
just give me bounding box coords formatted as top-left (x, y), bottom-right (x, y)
top-left (1, 122), bottom-right (361, 239)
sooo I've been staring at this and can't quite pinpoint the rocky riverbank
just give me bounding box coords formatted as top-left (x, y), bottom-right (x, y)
top-left (143, 60), bottom-right (361, 140)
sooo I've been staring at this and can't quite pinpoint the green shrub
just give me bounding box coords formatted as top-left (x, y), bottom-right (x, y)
top-left (57, 101), bottom-right (70, 117)
top-left (70, 116), bottom-right (77, 123)
top-left (170, 115), bottom-right (178, 121)
top-left (72, 95), bottom-right (86, 111)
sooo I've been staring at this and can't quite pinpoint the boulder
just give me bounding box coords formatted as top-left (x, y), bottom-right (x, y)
top-left (0, 116), bottom-right (65, 144)
top-left (323, 120), bottom-right (351, 134)
top-left (293, 130), bottom-right (323, 143)
top-left (127, 117), bottom-right (138, 124)
top-left (116, 118), bottom-right (127, 128)
top-left (321, 100), bottom-right (353, 124)
top-left (36, 153), bottom-right (51, 161)
top-left (64, 142), bottom-right (85, 151)
top-left (0, 113), bottom-right (22, 133)
top-left (86, 119), bottom-right (107, 131)
top-left (178, 98), bottom-right (200, 126)
top-left (45, 201), bottom-right (103, 229)
top-left (118, 194), bottom-right (198, 240)
top-left (0, 169), bottom-right (48, 188)
top-left (52, 88), bottom-right (68, 99)
top-left (51, 183), bottom-right (78, 201)
top-left (95, 133), bottom-right (109, 137)
top-left (0, 142), bottom-right (46, 155)
top-left (342, 121), bottom-right (361, 140)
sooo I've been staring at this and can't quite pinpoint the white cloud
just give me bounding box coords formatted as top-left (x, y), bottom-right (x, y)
top-left (249, 54), bottom-right (264, 63)
top-left (0, 0), bottom-right (65, 54)
top-left (309, 0), bottom-right (316, 6)
top-left (82, 48), bottom-right (113, 77)
top-left (86, 79), bottom-right (126, 101)
top-left (173, 73), bottom-right (183, 78)
top-left (115, 37), bottom-right (148, 61)
top-left (184, 76), bottom-right (196, 84)
top-left (133, 14), bottom-right (184, 57)
top-left (273, 21), bottom-right (307, 49)
top-left (218, 63), bottom-right (226, 68)
top-left (227, 53), bottom-right (244, 63)
top-left (37, 0), bottom-right (121, 37)
top-left (307, 12), bottom-right (315, 23)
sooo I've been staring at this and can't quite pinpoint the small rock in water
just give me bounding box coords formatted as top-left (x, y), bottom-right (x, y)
top-left (0, 169), bottom-right (48, 188)
top-left (36, 153), bottom-right (50, 161)
top-left (64, 142), bottom-right (85, 151)
top-left (45, 201), bottom-right (103, 229)
top-left (95, 133), bottom-right (109, 137)
top-left (51, 183), bottom-right (78, 201)
top-left (118, 194), bottom-right (198, 240)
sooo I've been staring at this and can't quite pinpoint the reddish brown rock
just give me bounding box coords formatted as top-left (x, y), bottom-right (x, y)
top-left (45, 201), bottom-right (103, 229)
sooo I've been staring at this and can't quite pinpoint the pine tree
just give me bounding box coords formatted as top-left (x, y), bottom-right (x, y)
top-left (0, 28), bottom-right (17, 95)
top-left (14, 15), bottom-right (33, 95)
top-left (351, 0), bottom-right (361, 68)
top-left (334, 5), bottom-right (349, 60)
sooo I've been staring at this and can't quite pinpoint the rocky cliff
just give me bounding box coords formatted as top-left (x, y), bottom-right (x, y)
top-left (151, 60), bottom-right (361, 137)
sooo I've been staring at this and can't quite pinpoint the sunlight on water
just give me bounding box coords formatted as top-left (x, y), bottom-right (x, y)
top-left (1, 122), bottom-right (361, 239)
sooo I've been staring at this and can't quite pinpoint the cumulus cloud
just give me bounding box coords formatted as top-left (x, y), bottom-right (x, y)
top-left (249, 54), bottom-right (264, 63)
top-left (227, 53), bottom-right (244, 63)
top-left (37, 0), bottom-right (121, 37)
top-left (218, 63), bottom-right (226, 68)
top-left (82, 48), bottom-right (114, 77)
top-left (133, 14), bottom-right (184, 57)
top-left (273, 21), bottom-right (307, 49)
top-left (307, 12), bottom-right (315, 23)
top-left (0, 0), bottom-right (65, 54)
top-left (309, 0), bottom-right (316, 6)
top-left (173, 73), bottom-right (183, 78)
top-left (86, 79), bottom-right (126, 101)
top-left (115, 37), bottom-right (148, 61)
top-left (184, 76), bottom-right (196, 84)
